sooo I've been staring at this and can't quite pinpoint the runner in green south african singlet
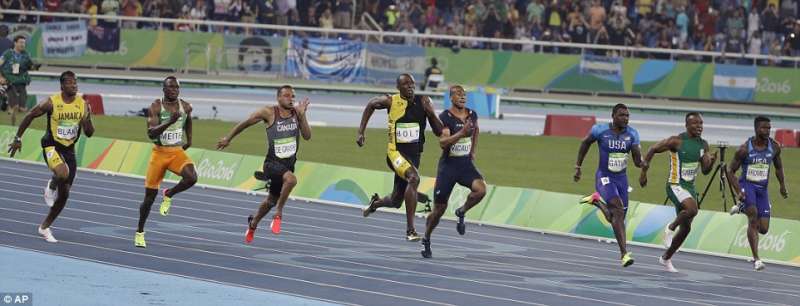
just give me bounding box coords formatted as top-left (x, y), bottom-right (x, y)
top-left (356, 73), bottom-right (443, 242)
top-left (665, 132), bottom-right (705, 208)
top-left (640, 112), bottom-right (716, 273)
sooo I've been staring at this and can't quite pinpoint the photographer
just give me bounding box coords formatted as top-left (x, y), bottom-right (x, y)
top-left (0, 35), bottom-right (34, 126)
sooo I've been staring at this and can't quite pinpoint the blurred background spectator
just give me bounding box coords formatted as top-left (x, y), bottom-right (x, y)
top-left (2, 0), bottom-right (799, 65)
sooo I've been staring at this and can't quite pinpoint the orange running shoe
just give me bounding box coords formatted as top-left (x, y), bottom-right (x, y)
top-left (270, 215), bottom-right (282, 234)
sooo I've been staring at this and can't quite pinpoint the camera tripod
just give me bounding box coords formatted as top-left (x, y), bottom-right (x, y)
top-left (699, 144), bottom-right (741, 211)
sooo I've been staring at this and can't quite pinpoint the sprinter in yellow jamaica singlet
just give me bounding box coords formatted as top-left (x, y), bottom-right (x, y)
top-left (356, 73), bottom-right (443, 242)
top-left (8, 71), bottom-right (95, 243)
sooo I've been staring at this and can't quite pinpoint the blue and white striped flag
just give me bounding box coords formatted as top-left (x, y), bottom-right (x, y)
top-left (713, 64), bottom-right (757, 102)
top-left (286, 37), bottom-right (366, 83)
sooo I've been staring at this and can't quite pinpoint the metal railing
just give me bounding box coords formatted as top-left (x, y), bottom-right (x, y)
top-left (4, 9), bottom-right (799, 68)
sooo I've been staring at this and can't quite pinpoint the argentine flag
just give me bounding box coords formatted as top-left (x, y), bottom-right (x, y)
top-left (713, 64), bottom-right (757, 102)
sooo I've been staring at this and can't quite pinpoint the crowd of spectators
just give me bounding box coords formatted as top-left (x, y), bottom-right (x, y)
top-left (1, 0), bottom-right (799, 65)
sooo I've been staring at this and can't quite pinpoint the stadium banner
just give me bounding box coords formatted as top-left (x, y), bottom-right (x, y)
top-left (425, 47), bottom-right (579, 90)
top-left (87, 23), bottom-right (121, 53)
top-left (628, 60), bottom-right (714, 99)
top-left (230, 155), bottom-right (269, 191)
top-left (572, 200), bottom-right (643, 239)
top-left (73, 136), bottom-right (113, 168)
top-left (222, 35), bottom-right (287, 75)
top-left (285, 37), bottom-right (366, 83)
top-left (289, 161), bottom-right (395, 205)
top-left (180, 150), bottom-right (244, 188)
top-left (117, 141), bottom-right (156, 176)
top-left (727, 217), bottom-right (800, 263)
top-left (41, 21), bottom-right (87, 58)
top-left (477, 186), bottom-right (546, 227)
top-left (0, 22), bottom-right (37, 41)
top-left (3, 125), bottom-right (800, 265)
top-left (754, 67), bottom-right (800, 104)
top-left (0, 126), bottom-right (44, 162)
top-left (83, 138), bottom-right (131, 172)
top-left (364, 43), bottom-right (426, 86)
top-left (27, 28), bottom-right (226, 71)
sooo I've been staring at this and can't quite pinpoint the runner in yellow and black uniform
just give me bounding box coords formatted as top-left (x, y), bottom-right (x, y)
top-left (135, 76), bottom-right (197, 248)
top-left (8, 71), bottom-right (94, 243)
top-left (356, 73), bottom-right (442, 241)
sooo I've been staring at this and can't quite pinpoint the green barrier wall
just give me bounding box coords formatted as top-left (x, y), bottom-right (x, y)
top-left (13, 22), bottom-right (798, 105)
top-left (2, 125), bottom-right (798, 264)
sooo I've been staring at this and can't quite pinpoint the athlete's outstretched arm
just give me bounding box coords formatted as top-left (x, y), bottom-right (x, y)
top-left (146, 100), bottom-right (180, 139)
top-left (81, 103), bottom-right (95, 138)
top-left (356, 94), bottom-right (391, 147)
top-left (631, 144), bottom-right (644, 168)
top-left (217, 107), bottom-right (270, 150)
top-left (182, 102), bottom-right (193, 150)
top-left (295, 98), bottom-right (312, 141)
top-left (642, 136), bottom-right (680, 165)
top-left (725, 144), bottom-right (748, 200)
top-left (700, 140), bottom-right (717, 175)
top-left (639, 135), bottom-right (680, 187)
top-left (422, 96), bottom-right (443, 137)
top-left (573, 133), bottom-right (596, 182)
top-left (772, 141), bottom-right (789, 198)
top-left (8, 98), bottom-right (52, 157)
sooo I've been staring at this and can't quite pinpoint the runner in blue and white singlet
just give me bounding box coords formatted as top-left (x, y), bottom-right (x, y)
top-left (574, 103), bottom-right (644, 267)
top-left (726, 116), bottom-right (789, 271)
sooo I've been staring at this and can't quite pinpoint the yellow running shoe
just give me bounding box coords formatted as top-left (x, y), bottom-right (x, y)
top-left (159, 188), bottom-right (172, 216)
top-left (621, 252), bottom-right (634, 267)
top-left (134, 231), bottom-right (146, 248)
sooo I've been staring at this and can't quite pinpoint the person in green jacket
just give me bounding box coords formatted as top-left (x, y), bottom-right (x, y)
top-left (640, 112), bottom-right (717, 273)
top-left (0, 35), bottom-right (34, 126)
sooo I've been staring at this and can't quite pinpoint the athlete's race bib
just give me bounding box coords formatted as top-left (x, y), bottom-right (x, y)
top-left (607, 152), bottom-right (628, 172)
top-left (56, 123), bottom-right (79, 140)
top-left (681, 162), bottom-right (699, 182)
top-left (746, 163), bottom-right (770, 182)
top-left (159, 129), bottom-right (184, 146)
top-left (395, 123), bottom-right (420, 143)
top-left (274, 137), bottom-right (297, 159)
top-left (449, 137), bottom-right (472, 157)
top-left (11, 63), bottom-right (19, 74)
